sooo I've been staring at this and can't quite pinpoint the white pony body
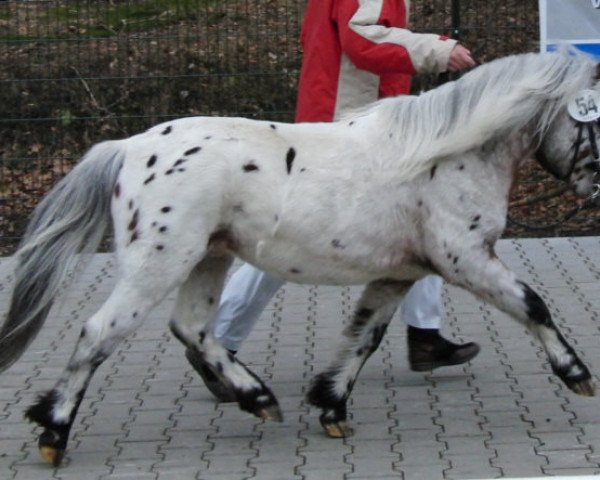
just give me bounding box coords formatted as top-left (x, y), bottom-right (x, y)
top-left (117, 117), bottom-right (428, 285)
top-left (1, 51), bottom-right (600, 465)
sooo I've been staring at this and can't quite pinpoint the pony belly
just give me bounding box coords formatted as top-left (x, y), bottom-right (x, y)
top-left (239, 241), bottom-right (419, 286)
top-left (248, 254), bottom-right (374, 286)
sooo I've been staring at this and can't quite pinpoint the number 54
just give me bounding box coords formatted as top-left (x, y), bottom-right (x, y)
top-left (576, 96), bottom-right (599, 116)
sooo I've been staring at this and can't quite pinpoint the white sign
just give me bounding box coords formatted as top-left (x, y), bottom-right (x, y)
top-left (568, 90), bottom-right (600, 122)
top-left (540, 0), bottom-right (600, 58)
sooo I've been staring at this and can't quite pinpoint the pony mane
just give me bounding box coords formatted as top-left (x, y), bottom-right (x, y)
top-left (345, 51), bottom-right (597, 181)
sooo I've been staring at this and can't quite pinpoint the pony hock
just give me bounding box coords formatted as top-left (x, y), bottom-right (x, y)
top-left (0, 51), bottom-right (599, 466)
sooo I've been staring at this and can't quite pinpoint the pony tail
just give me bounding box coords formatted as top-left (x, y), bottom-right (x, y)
top-left (0, 141), bottom-right (124, 372)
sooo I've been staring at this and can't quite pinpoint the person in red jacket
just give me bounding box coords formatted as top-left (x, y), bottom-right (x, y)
top-left (188, 0), bottom-right (479, 402)
top-left (296, 0), bottom-right (475, 121)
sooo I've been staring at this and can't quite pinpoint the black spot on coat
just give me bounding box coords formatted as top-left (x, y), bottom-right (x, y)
top-left (147, 155), bottom-right (157, 168)
top-left (430, 165), bottom-right (438, 180)
top-left (162, 126), bottom-right (172, 135)
top-left (161, 206), bottom-right (172, 213)
top-left (286, 148), bottom-right (296, 174)
top-left (518, 281), bottom-right (552, 326)
top-left (243, 162), bottom-right (259, 172)
top-left (144, 173), bottom-right (156, 185)
top-left (128, 209), bottom-right (139, 231)
top-left (184, 147), bottom-right (201, 156)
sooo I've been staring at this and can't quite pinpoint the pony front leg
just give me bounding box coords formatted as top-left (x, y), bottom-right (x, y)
top-left (307, 280), bottom-right (411, 438)
top-left (168, 257), bottom-right (282, 422)
top-left (515, 281), bottom-right (594, 395)
top-left (444, 248), bottom-right (595, 396)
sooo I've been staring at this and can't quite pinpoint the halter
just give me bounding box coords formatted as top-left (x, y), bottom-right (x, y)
top-left (564, 87), bottom-right (600, 188)
top-left (510, 118), bottom-right (600, 232)
top-left (564, 119), bottom-right (600, 203)
top-left (566, 120), bottom-right (600, 176)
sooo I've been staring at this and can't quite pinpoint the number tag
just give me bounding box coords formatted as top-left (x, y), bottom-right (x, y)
top-left (568, 89), bottom-right (600, 122)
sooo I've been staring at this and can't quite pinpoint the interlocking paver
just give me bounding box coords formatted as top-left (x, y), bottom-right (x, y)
top-left (4, 238), bottom-right (600, 479)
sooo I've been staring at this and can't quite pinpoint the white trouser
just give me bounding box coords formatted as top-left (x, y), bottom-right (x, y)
top-left (213, 264), bottom-right (442, 352)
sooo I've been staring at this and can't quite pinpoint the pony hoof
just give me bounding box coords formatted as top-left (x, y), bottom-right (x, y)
top-left (257, 405), bottom-right (284, 422)
top-left (38, 428), bottom-right (67, 467)
top-left (321, 420), bottom-right (354, 438)
top-left (571, 379), bottom-right (596, 397)
top-left (39, 445), bottom-right (65, 467)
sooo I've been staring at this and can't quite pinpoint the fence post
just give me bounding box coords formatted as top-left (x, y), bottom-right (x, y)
top-left (451, 0), bottom-right (461, 40)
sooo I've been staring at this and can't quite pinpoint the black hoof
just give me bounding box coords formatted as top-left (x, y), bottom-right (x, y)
top-left (553, 361), bottom-right (596, 397)
top-left (38, 428), bottom-right (67, 466)
top-left (237, 386), bottom-right (283, 422)
top-left (25, 390), bottom-right (72, 467)
top-left (569, 378), bottom-right (596, 396)
top-left (319, 405), bottom-right (352, 437)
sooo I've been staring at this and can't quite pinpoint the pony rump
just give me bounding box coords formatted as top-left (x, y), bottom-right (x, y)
top-left (346, 51), bottom-right (597, 181)
top-left (0, 141), bottom-right (124, 372)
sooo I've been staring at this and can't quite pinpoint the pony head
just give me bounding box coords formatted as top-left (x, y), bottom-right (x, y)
top-left (535, 60), bottom-right (600, 200)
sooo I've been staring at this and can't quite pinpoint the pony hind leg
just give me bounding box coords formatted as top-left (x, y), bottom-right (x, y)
top-left (442, 247), bottom-right (594, 397)
top-left (169, 256), bottom-right (283, 422)
top-left (307, 280), bottom-right (411, 438)
top-left (25, 251), bottom-right (203, 466)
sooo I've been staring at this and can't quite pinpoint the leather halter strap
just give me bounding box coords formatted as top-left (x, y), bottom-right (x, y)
top-left (564, 120), bottom-right (600, 180)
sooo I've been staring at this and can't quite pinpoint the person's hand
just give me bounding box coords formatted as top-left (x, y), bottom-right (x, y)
top-left (447, 44), bottom-right (476, 72)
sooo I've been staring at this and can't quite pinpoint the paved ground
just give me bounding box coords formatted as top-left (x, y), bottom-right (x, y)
top-left (2, 237), bottom-right (600, 479)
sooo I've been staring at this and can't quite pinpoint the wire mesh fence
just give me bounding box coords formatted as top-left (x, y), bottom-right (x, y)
top-left (0, 0), bottom-right (598, 254)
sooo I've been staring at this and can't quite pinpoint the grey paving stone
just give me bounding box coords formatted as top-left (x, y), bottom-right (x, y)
top-left (445, 456), bottom-right (502, 480)
top-left (394, 463), bottom-right (445, 480)
top-left (298, 469), bottom-right (351, 479)
top-left (543, 449), bottom-right (598, 469)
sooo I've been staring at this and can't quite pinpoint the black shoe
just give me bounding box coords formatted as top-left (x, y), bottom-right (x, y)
top-left (185, 348), bottom-right (237, 403)
top-left (407, 326), bottom-right (480, 372)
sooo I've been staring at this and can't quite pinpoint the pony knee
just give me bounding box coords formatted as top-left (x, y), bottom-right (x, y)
top-left (517, 281), bottom-right (552, 327)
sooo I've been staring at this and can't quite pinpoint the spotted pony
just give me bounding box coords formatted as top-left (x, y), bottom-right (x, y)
top-left (1, 51), bottom-right (600, 466)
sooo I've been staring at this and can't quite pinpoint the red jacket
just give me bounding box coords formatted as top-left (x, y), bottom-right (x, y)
top-left (295, 0), bottom-right (457, 122)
